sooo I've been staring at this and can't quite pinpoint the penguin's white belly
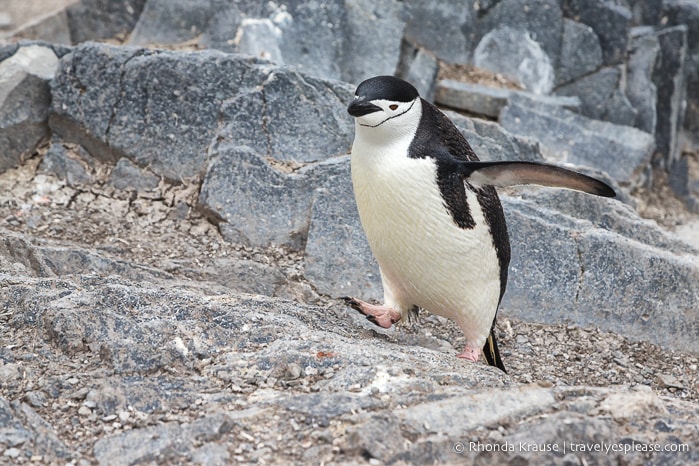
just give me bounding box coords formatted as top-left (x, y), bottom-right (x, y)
top-left (351, 151), bottom-right (500, 345)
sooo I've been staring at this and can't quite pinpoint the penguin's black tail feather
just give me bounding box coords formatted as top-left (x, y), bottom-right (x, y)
top-left (483, 326), bottom-right (507, 373)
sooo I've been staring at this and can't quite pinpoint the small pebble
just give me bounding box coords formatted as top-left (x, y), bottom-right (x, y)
top-left (3, 448), bottom-right (20, 459)
top-left (78, 406), bottom-right (92, 416)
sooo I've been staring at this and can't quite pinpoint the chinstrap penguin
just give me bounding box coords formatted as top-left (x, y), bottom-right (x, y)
top-left (344, 75), bottom-right (615, 372)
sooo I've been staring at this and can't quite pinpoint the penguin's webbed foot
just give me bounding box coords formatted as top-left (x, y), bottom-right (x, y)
top-left (341, 297), bottom-right (401, 329)
top-left (456, 344), bottom-right (482, 363)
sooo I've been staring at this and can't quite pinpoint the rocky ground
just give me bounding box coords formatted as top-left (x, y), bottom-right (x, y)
top-left (1, 143), bottom-right (698, 465)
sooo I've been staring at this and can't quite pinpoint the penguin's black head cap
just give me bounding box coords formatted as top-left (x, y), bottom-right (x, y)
top-left (348, 76), bottom-right (420, 122)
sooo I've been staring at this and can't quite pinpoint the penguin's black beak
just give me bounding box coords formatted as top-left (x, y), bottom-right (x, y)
top-left (348, 98), bottom-right (382, 117)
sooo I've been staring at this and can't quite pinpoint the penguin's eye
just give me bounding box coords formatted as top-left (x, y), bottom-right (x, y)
top-left (389, 104), bottom-right (398, 111)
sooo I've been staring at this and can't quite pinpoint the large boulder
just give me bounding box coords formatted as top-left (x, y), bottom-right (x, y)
top-left (50, 43), bottom-right (354, 182)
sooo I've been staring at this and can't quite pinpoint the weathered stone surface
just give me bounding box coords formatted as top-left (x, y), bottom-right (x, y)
top-left (604, 88), bottom-right (638, 128)
top-left (50, 43), bottom-right (353, 182)
top-left (436, 79), bottom-right (580, 118)
top-left (9, 8), bottom-right (72, 45)
top-left (107, 158), bottom-right (160, 191)
top-left (562, 0), bottom-right (632, 66)
top-left (65, 0), bottom-right (147, 44)
top-left (131, 0), bottom-right (405, 83)
top-left (629, 0), bottom-right (663, 25)
top-left (39, 138), bottom-right (93, 186)
top-left (663, 0), bottom-right (699, 139)
top-left (500, 96), bottom-right (655, 187)
top-left (476, 0), bottom-right (563, 68)
top-left (199, 145), bottom-right (315, 249)
top-left (403, 0), bottom-right (475, 64)
top-left (128, 0), bottom-right (226, 46)
top-left (651, 25), bottom-right (687, 169)
top-left (0, 397), bottom-right (71, 460)
top-left (556, 19), bottom-right (603, 86)
top-left (627, 30), bottom-right (659, 135)
top-left (236, 18), bottom-right (284, 63)
top-left (0, 44), bottom-right (58, 174)
top-left (398, 384), bottom-right (556, 436)
top-left (446, 110), bottom-right (544, 163)
top-left (341, 0), bottom-right (407, 84)
top-left (396, 42), bottom-right (439, 102)
top-left (555, 66), bottom-right (621, 121)
top-left (93, 413), bottom-right (234, 465)
top-left (474, 26), bottom-right (554, 94)
top-left (500, 194), bottom-right (699, 353)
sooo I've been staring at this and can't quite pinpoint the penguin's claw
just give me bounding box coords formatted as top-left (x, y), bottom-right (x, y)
top-left (341, 297), bottom-right (401, 329)
top-left (456, 345), bottom-right (482, 362)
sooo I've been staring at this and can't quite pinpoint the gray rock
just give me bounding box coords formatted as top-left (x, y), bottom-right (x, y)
top-left (65, 0), bottom-right (147, 44)
top-left (603, 89), bottom-right (638, 127)
top-left (664, 0), bottom-right (699, 139)
top-left (475, 0), bottom-right (564, 68)
top-left (199, 5), bottom-right (244, 52)
top-left (0, 45), bottom-right (58, 174)
top-left (555, 66), bottom-right (620, 121)
top-left (50, 43), bottom-right (353, 182)
top-left (0, 397), bottom-right (71, 460)
top-left (626, 30), bottom-right (660, 134)
top-left (133, 0), bottom-right (405, 83)
top-left (651, 25), bottom-right (687, 169)
top-left (198, 145), bottom-right (335, 249)
top-left (49, 43), bottom-right (139, 165)
top-left (128, 0), bottom-right (226, 46)
top-left (436, 79), bottom-right (580, 118)
top-left (500, 194), bottom-right (699, 353)
top-left (562, 0), bottom-right (632, 66)
top-left (341, 0), bottom-right (407, 84)
top-left (515, 189), bottom-right (694, 255)
top-left (556, 18), bottom-right (603, 86)
top-left (474, 26), bottom-right (554, 94)
top-left (199, 144), bottom-right (307, 248)
top-left (445, 110), bottom-right (544, 163)
top-left (107, 158), bottom-right (159, 191)
top-left (396, 42), bottom-right (439, 102)
top-left (248, 71), bottom-right (354, 163)
top-left (0, 227), bottom-right (172, 282)
top-left (629, 0), bottom-right (663, 25)
top-left (398, 384), bottom-right (556, 437)
top-left (189, 442), bottom-right (231, 466)
top-left (40, 138), bottom-right (93, 186)
top-left (403, 0), bottom-right (475, 64)
top-left (93, 413), bottom-right (234, 465)
top-left (500, 95), bottom-right (655, 187)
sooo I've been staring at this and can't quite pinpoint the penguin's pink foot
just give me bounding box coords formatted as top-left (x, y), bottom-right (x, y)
top-left (342, 297), bottom-right (401, 329)
top-left (456, 345), bottom-right (482, 362)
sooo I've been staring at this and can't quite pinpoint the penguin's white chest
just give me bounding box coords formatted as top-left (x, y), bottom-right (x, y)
top-left (350, 137), bottom-right (501, 344)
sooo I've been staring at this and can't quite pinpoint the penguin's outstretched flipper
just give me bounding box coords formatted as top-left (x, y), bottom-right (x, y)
top-left (457, 161), bottom-right (616, 198)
